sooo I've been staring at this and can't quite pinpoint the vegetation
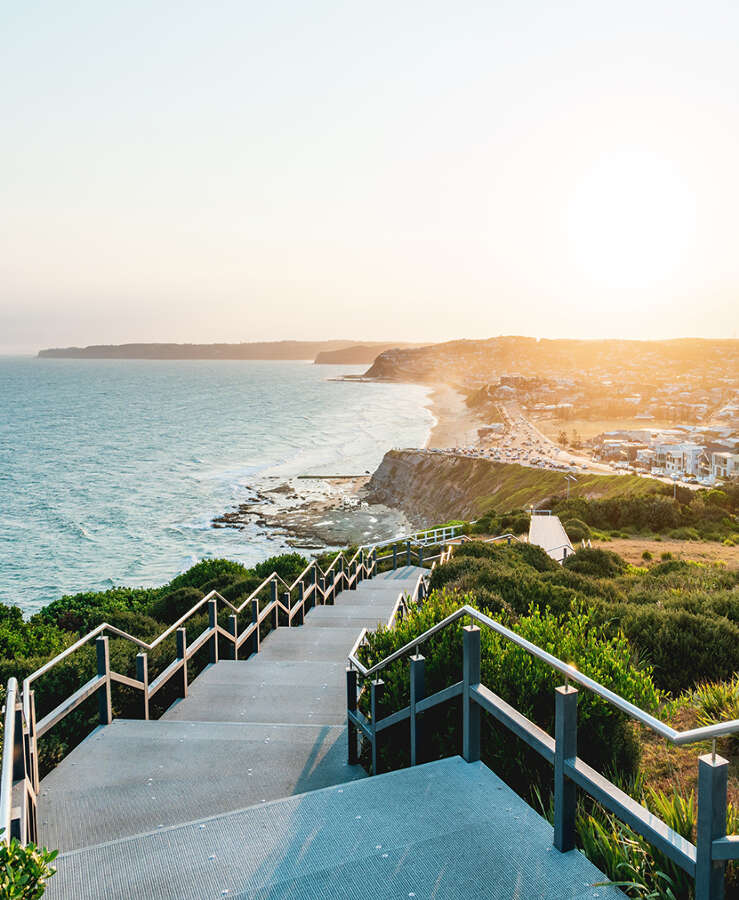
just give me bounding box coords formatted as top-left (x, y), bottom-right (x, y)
top-left (357, 540), bottom-right (739, 897)
top-left (0, 833), bottom-right (57, 899)
top-left (0, 553), bottom-right (311, 777)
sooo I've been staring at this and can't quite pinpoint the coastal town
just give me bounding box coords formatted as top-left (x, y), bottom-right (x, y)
top-left (367, 337), bottom-right (739, 490)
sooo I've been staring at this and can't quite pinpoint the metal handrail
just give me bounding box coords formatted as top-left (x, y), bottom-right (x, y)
top-left (0, 678), bottom-right (17, 840)
top-left (348, 603), bottom-right (739, 746)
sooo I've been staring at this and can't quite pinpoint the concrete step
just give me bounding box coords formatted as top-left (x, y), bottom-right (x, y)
top-left (39, 719), bottom-right (363, 852)
top-left (47, 757), bottom-right (621, 900)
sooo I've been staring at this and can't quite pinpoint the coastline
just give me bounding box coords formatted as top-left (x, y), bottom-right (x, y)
top-left (424, 384), bottom-right (483, 449)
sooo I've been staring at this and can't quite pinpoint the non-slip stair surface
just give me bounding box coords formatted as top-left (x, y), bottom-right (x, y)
top-left (48, 757), bottom-right (621, 900)
top-left (39, 566), bottom-right (423, 852)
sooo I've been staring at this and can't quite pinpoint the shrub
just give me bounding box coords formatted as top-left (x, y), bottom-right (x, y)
top-left (146, 587), bottom-right (204, 624)
top-left (253, 553), bottom-right (308, 582)
top-left (564, 548), bottom-right (627, 578)
top-left (0, 833), bottom-right (57, 899)
top-left (660, 551), bottom-right (672, 561)
top-left (641, 550), bottom-right (652, 561)
top-left (167, 559), bottom-right (248, 592)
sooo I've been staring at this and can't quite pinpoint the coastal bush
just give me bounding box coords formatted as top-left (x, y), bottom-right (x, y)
top-left (359, 591), bottom-right (658, 793)
top-left (253, 553), bottom-right (308, 582)
top-left (563, 547), bottom-right (628, 578)
top-left (0, 832), bottom-right (57, 899)
top-left (36, 586), bottom-right (161, 634)
top-left (167, 559), bottom-right (248, 592)
top-left (146, 586), bottom-right (204, 623)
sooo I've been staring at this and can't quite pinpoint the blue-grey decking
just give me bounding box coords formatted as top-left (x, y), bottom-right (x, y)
top-left (47, 757), bottom-right (621, 900)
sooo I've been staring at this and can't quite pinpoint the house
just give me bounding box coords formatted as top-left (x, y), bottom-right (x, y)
top-left (711, 451), bottom-right (739, 480)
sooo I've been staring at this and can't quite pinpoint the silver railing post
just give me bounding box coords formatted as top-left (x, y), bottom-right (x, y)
top-left (462, 626), bottom-right (480, 762)
top-left (248, 599), bottom-right (258, 656)
top-left (96, 636), bottom-right (112, 726)
top-left (28, 690), bottom-right (39, 796)
top-left (410, 654), bottom-right (425, 766)
top-left (696, 752), bottom-right (728, 900)
top-left (136, 652), bottom-right (149, 720)
top-left (371, 679), bottom-right (385, 775)
top-left (227, 614), bottom-right (238, 660)
top-left (270, 579), bottom-right (279, 628)
top-left (393, 544), bottom-right (397, 570)
top-left (208, 598), bottom-right (218, 664)
top-left (554, 685), bottom-right (578, 852)
top-left (406, 540), bottom-right (411, 566)
top-left (346, 668), bottom-right (358, 765)
top-left (176, 627), bottom-right (188, 698)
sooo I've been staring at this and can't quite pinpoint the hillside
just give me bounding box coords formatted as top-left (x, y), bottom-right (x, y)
top-left (362, 335), bottom-right (739, 383)
top-left (314, 343), bottom-right (424, 364)
top-left (38, 340), bottom-right (406, 361)
top-left (365, 449), bottom-right (666, 524)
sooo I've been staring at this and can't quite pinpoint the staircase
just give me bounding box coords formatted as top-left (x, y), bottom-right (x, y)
top-left (38, 564), bottom-right (622, 898)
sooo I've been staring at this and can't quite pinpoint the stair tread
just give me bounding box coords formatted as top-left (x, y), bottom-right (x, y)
top-left (47, 757), bottom-right (621, 900)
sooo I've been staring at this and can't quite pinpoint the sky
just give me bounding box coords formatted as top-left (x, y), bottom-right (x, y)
top-left (2, 0), bottom-right (739, 353)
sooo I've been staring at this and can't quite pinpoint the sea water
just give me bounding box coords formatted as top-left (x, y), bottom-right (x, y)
top-left (0, 358), bottom-right (432, 614)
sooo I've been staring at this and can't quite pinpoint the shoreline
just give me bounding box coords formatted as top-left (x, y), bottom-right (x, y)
top-left (424, 384), bottom-right (484, 450)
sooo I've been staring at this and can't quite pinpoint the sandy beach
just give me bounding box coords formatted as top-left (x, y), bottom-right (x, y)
top-left (425, 384), bottom-right (484, 449)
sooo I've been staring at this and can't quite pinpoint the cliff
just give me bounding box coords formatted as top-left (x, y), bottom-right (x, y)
top-left (365, 450), bottom-right (665, 526)
top-left (314, 343), bottom-right (421, 365)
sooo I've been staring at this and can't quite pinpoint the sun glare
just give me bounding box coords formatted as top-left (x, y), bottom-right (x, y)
top-left (566, 150), bottom-right (697, 294)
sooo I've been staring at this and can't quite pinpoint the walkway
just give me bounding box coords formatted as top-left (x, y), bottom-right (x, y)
top-left (40, 566), bottom-right (422, 852)
top-left (528, 513), bottom-right (574, 563)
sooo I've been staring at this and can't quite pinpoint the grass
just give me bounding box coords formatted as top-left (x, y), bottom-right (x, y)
top-left (594, 537), bottom-right (739, 569)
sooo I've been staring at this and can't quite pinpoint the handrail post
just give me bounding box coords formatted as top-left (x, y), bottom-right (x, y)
top-left (270, 580), bottom-right (279, 629)
top-left (96, 636), bottom-right (112, 726)
top-left (346, 668), bottom-right (358, 765)
top-left (283, 591), bottom-right (291, 627)
top-left (313, 565), bottom-right (319, 603)
top-left (371, 679), bottom-right (385, 775)
top-left (410, 654), bottom-right (425, 766)
top-left (372, 547), bottom-right (377, 574)
top-left (176, 627), bottom-right (188, 698)
top-left (349, 563), bottom-right (357, 591)
top-left (136, 653), bottom-right (149, 720)
top-left (297, 583), bottom-right (305, 625)
top-left (318, 575), bottom-right (325, 605)
top-left (554, 685), bottom-right (578, 852)
top-left (392, 543), bottom-right (397, 571)
top-left (357, 550), bottom-right (363, 583)
top-left (696, 752), bottom-right (728, 900)
top-left (227, 614), bottom-right (238, 660)
top-left (208, 598), bottom-right (218, 664)
top-left (250, 599), bottom-right (259, 655)
top-left (406, 540), bottom-right (411, 566)
top-left (462, 626), bottom-right (480, 762)
top-left (418, 545), bottom-right (424, 568)
top-left (28, 691), bottom-right (39, 795)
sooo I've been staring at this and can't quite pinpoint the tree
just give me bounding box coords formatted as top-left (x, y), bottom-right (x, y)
top-left (558, 430), bottom-right (569, 446)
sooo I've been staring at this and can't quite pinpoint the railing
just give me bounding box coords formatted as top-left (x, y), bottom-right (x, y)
top-left (0, 530), bottom-right (459, 847)
top-left (2, 543), bottom-right (383, 846)
top-left (346, 601), bottom-right (739, 900)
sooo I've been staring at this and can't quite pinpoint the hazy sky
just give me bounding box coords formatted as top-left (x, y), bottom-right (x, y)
top-left (2, 1), bottom-right (739, 352)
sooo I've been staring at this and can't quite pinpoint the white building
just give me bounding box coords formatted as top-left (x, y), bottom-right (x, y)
top-left (654, 442), bottom-right (706, 477)
top-left (711, 452), bottom-right (739, 480)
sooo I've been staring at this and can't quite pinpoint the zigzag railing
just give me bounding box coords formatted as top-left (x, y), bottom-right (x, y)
top-left (0, 535), bottom-right (459, 847)
top-left (346, 573), bottom-right (739, 900)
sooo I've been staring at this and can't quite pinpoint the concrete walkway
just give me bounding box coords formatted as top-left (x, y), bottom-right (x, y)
top-left (528, 514), bottom-right (574, 563)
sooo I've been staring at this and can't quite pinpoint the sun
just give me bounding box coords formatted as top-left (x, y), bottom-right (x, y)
top-left (566, 150), bottom-right (697, 293)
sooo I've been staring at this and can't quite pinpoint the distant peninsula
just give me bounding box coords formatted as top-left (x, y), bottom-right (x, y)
top-left (38, 341), bottom-right (422, 364)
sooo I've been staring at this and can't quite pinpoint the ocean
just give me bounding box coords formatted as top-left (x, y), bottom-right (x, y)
top-left (0, 358), bottom-right (432, 615)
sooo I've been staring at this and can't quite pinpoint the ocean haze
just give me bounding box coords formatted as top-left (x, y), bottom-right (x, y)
top-left (0, 359), bottom-right (432, 614)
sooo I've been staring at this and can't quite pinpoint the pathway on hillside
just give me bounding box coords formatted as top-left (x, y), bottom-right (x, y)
top-left (528, 513), bottom-right (574, 563)
top-left (39, 566), bottom-right (422, 852)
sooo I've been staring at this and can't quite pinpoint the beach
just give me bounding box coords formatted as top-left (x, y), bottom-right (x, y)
top-left (425, 384), bottom-right (484, 449)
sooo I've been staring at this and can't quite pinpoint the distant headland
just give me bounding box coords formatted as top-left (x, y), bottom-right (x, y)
top-left (38, 341), bottom-right (423, 364)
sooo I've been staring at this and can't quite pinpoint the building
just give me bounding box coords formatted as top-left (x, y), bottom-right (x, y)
top-left (711, 451), bottom-right (739, 480)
